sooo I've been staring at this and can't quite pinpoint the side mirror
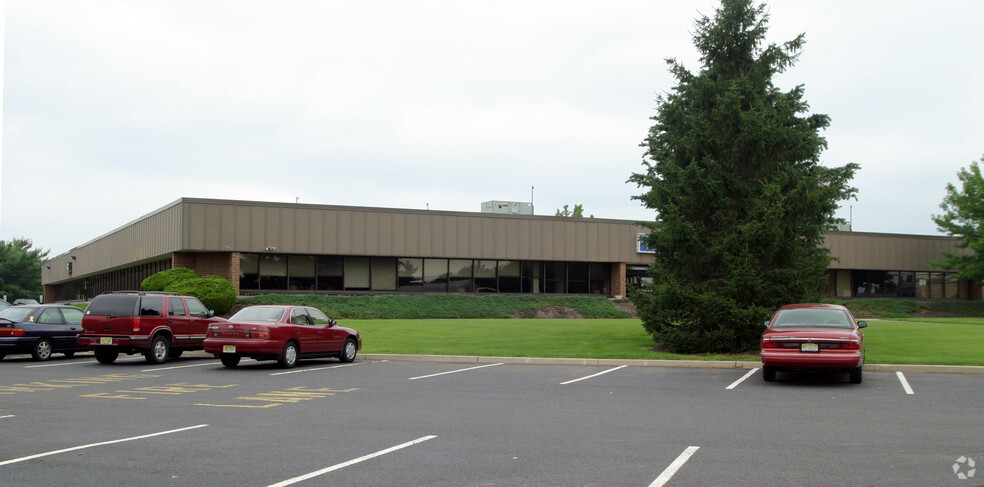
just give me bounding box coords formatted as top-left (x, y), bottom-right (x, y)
top-left (208, 310), bottom-right (215, 318)
top-left (328, 319), bottom-right (337, 327)
top-left (763, 320), bottom-right (770, 328)
top-left (857, 321), bottom-right (867, 329)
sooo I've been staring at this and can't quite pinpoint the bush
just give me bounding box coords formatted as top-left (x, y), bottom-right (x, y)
top-left (142, 268), bottom-right (198, 292)
top-left (165, 276), bottom-right (236, 315)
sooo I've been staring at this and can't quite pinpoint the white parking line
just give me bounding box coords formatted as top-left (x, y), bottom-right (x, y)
top-left (408, 363), bottom-right (504, 380)
top-left (270, 363), bottom-right (363, 376)
top-left (25, 360), bottom-right (98, 368)
top-left (649, 446), bottom-right (700, 487)
top-left (0, 424), bottom-right (208, 467)
top-left (266, 435), bottom-right (437, 487)
top-left (141, 362), bottom-right (218, 372)
top-left (0, 415), bottom-right (14, 419)
top-left (725, 368), bottom-right (759, 390)
top-left (560, 365), bottom-right (627, 385)
top-left (896, 371), bottom-right (915, 395)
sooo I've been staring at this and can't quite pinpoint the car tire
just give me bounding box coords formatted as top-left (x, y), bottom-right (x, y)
top-left (762, 366), bottom-right (777, 382)
top-left (0, 354), bottom-right (5, 360)
top-left (94, 347), bottom-right (119, 364)
top-left (32, 338), bottom-right (53, 361)
top-left (849, 366), bottom-right (863, 384)
top-left (64, 351), bottom-right (76, 358)
top-left (279, 342), bottom-right (298, 368)
top-left (168, 349), bottom-right (184, 359)
top-left (145, 335), bottom-right (170, 364)
top-left (220, 354), bottom-right (241, 368)
top-left (339, 337), bottom-right (358, 363)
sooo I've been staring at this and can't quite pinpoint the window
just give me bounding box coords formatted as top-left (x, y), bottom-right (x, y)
top-left (309, 308), bottom-right (332, 325)
top-left (474, 260), bottom-right (497, 293)
top-left (398, 258), bottom-right (423, 291)
top-left (169, 297), bottom-right (187, 317)
top-left (424, 259), bottom-right (448, 292)
top-left (187, 298), bottom-right (210, 317)
top-left (317, 257), bottom-right (344, 291)
top-left (289, 255), bottom-right (317, 291)
top-left (260, 255), bottom-right (287, 290)
top-left (544, 262), bottom-right (566, 293)
top-left (38, 308), bottom-right (64, 324)
top-left (567, 263), bottom-right (589, 294)
top-left (139, 297), bottom-right (163, 316)
top-left (589, 263), bottom-right (610, 295)
top-left (521, 261), bottom-right (541, 294)
top-left (498, 261), bottom-right (521, 293)
top-left (372, 258), bottom-right (397, 291)
top-left (290, 308), bottom-right (310, 325)
top-left (240, 254), bottom-right (259, 290)
top-left (448, 260), bottom-right (473, 293)
top-left (344, 257), bottom-right (370, 290)
top-left (63, 307), bottom-right (83, 325)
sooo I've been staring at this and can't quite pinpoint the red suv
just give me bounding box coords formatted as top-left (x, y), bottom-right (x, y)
top-left (79, 291), bottom-right (224, 364)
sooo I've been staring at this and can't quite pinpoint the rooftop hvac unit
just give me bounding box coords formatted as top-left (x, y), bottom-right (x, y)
top-left (481, 201), bottom-right (533, 215)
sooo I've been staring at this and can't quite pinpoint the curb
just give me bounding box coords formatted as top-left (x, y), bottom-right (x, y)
top-left (361, 353), bottom-right (984, 374)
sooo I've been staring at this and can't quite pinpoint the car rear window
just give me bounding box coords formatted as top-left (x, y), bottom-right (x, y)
top-left (772, 308), bottom-right (852, 328)
top-left (86, 295), bottom-right (139, 317)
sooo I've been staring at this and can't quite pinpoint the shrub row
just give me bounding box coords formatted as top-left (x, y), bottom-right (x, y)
top-left (235, 294), bottom-right (631, 320)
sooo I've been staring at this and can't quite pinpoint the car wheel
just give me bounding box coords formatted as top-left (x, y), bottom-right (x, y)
top-left (220, 354), bottom-right (241, 368)
top-left (64, 351), bottom-right (76, 358)
top-left (339, 337), bottom-right (358, 363)
top-left (145, 335), bottom-right (170, 364)
top-left (762, 366), bottom-right (777, 382)
top-left (94, 347), bottom-right (119, 364)
top-left (279, 342), bottom-right (298, 368)
top-left (849, 366), bottom-right (863, 384)
top-left (32, 338), bottom-right (53, 361)
top-left (168, 349), bottom-right (184, 359)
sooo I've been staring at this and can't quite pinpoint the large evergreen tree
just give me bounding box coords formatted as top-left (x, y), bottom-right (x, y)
top-left (628, 0), bottom-right (859, 353)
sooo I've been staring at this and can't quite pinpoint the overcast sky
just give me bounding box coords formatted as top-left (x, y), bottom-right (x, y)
top-left (1, 1), bottom-right (982, 257)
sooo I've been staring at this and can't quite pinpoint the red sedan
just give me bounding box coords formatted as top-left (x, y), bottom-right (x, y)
top-left (760, 303), bottom-right (867, 384)
top-left (204, 305), bottom-right (361, 368)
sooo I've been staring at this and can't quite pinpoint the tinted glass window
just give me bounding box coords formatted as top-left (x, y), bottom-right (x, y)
top-left (169, 297), bottom-right (187, 317)
top-left (63, 308), bottom-right (84, 324)
top-left (290, 309), bottom-right (310, 325)
top-left (186, 298), bottom-right (209, 317)
top-left (38, 308), bottom-right (64, 324)
top-left (140, 296), bottom-right (164, 316)
top-left (86, 295), bottom-right (138, 317)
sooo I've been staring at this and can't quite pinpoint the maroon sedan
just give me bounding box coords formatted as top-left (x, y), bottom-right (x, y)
top-left (204, 305), bottom-right (361, 368)
top-left (760, 303), bottom-right (867, 384)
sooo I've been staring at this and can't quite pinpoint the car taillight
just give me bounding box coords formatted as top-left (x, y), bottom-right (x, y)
top-left (842, 340), bottom-right (861, 350)
top-left (0, 328), bottom-right (25, 336)
top-left (248, 330), bottom-right (269, 339)
top-left (762, 340), bottom-right (779, 348)
top-left (132, 317), bottom-right (141, 333)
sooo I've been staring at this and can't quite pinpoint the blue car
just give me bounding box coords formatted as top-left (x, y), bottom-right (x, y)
top-left (0, 305), bottom-right (89, 361)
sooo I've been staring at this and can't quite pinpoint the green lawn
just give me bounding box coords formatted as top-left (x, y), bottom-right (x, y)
top-left (861, 318), bottom-right (984, 366)
top-left (349, 317), bottom-right (984, 366)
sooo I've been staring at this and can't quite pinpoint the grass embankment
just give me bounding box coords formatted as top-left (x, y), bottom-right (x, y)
top-left (237, 294), bottom-right (631, 319)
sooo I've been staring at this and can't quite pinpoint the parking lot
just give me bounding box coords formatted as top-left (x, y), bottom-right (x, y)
top-left (0, 352), bottom-right (981, 487)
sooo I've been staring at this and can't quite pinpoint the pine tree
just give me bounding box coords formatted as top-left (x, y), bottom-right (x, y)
top-left (628, 0), bottom-right (859, 353)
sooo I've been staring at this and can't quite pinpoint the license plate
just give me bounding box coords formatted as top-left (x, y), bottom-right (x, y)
top-left (99, 337), bottom-right (113, 345)
top-left (800, 342), bottom-right (819, 353)
top-left (223, 345), bottom-right (236, 353)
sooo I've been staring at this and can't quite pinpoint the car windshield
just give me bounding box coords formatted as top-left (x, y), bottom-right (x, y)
top-left (0, 307), bottom-right (38, 322)
top-left (772, 308), bottom-right (852, 328)
top-left (229, 307), bottom-right (285, 322)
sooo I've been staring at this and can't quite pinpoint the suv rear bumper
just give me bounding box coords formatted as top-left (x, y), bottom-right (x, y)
top-left (78, 335), bottom-right (151, 349)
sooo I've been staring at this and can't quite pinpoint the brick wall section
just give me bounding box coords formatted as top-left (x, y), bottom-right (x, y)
top-left (172, 252), bottom-right (241, 295)
top-left (611, 262), bottom-right (627, 299)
